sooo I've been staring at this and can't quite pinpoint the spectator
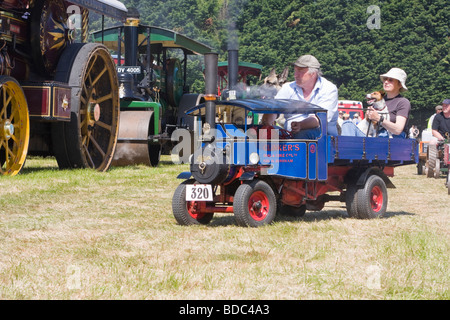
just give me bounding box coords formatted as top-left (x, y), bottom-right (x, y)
top-left (409, 125), bottom-right (419, 139)
top-left (427, 105), bottom-right (443, 130)
top-left (341, 68), bottom-right (411, 138)
top-left (431, 99), bottom-right (450, 141)
top-left (261, 55), bottom-right (338, 138)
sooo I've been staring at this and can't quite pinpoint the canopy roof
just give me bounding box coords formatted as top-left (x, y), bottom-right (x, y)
top-left (217, 61), bottom-right (262, 78)
top-left (70, 0), bottom-right (128, 21)
top-left (91, 25), bottom-right (213, 55)
top-left (186, 99), bottom-right (325, 116)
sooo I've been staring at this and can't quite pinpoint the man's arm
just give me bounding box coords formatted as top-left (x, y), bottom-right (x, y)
top-left (290, 116), bottom-right (319, 134)
top-left (432, 129), bottom-right (445, 140)
top-left (431, 116), bottom-right (445, 140)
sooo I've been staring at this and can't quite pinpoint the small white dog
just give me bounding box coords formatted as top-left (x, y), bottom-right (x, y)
top-left (357, 90), bottom-right (391, 137)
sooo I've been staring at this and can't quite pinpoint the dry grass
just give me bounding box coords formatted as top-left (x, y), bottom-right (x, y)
top-left (0, 156), bottom-right (448, 299)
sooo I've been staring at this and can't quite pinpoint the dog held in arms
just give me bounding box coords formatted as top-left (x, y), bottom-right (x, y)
top-left (357, 90), bottom-right (391, 137)
top-left (260, 66), bottom-right (289, 126)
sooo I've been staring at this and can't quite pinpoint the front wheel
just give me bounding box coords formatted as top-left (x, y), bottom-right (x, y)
top-left (233, 180), bottom-right (277, 227)
top-left (0, 76), bottom-right (30, 176)
top-left (356, 175), bottom-right (388, 219)
top-left (172, 179), bottom-right (214, 225)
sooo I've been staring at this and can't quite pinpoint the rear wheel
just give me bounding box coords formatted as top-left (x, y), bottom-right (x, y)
top-left (356, 175), bottom-right (388, 219)
top-left (0, 77), bottom-right (29, 176)
top-left (417, 160), bottom-right (425, 175)
top-left (53, 43), bottom-right (119, 171)
top-left (426, 144), bottom-right (437, 178)
top-left (233, 180), bottom-right (277, 227)
top-left (434, 158), bottom-right (440, 179)
top-left (172, 179), bottom-right (214, 225)
top-left (345, 183), bottom-right (359, 218)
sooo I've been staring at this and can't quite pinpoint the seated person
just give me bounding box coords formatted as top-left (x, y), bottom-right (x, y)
top-left (261, 54), bottom-right (338, 139)
top-left (431, 99), bottom-right (450, 142)
top-left (341, 68), bottom-right (411, 138)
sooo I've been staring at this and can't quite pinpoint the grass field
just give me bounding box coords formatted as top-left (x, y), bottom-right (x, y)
top-left (0, 156), bottom-right (448, 299)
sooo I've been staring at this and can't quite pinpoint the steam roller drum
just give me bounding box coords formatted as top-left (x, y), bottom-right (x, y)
top-left (111, 110), bottom-right (161, 167)
top-left (190, 144), bottom-right (231, 184)
top-left (52, 43), bottom-right (120, 171)
top-left (0, 76), bottom-right (30, 176)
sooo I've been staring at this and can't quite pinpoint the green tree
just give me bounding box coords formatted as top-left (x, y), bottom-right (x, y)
top-left (89, 0), bottom-right (449, 128)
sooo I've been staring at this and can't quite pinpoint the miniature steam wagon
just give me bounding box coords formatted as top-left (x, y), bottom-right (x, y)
top-left (171, 53), bottom-right (419, 227)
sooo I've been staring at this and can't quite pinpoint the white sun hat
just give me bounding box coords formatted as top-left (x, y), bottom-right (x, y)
top-left (380, 68), bottom-right (408, 91)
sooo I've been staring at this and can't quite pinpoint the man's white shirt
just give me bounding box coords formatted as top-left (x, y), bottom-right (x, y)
top-left (275, 77), bottom-right (339, 136)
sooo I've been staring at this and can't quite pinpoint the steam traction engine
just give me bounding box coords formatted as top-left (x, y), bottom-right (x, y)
top-left (91, 10), bottom-right (213, 167)
top-left (0, 0), bottom-right (127, 175)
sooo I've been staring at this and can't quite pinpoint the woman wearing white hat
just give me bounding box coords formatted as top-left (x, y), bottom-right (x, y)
top-left (342, 67), bottom-right (411, 138)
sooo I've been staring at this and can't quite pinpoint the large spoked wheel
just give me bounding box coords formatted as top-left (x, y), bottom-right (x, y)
top-left (356, 175), bottom-right (388, 219)
top-left (172, 179), bottom-right (214, 225)
top-left (0, 76), bottom-right (29, 176)
top-left (233, 180), bottom-right (277, 227)
top-left (53, 43), bottom-right (119, 171)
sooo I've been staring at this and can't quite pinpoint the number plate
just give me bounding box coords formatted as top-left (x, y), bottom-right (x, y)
top-left (116, 66), bottom-right (141, 74)
top-left (186, 184), bottom-right (213, 201)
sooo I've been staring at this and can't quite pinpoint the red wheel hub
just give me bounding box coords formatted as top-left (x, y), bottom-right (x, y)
top-left (186, 201), bottom-right (208, 220)
top-left (370, 186), bottom-right (383, 212)
top-left (248, 191), bottom-right (270, 221)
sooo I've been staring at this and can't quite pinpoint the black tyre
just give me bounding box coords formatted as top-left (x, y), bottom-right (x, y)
top-left (426, 145), bottom-right (437, 178)
top-left (148, 113), bottom-right (161, 167)
top-left (417, 160), bottom-right (425, 175)
top-left (172, 179), bottom-right (214, 225)
top-left (345, 183), bottom-right (360, 218)
top-left (434, 158), bottom-right (440, 179)
top-left (233, 180), bottom-right (277, 227)
top-left (356, 175), bottom-right (388, 219)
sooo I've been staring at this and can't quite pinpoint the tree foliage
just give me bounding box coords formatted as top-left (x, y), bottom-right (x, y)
top-left (96, 0), bottom-right (449, 127)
